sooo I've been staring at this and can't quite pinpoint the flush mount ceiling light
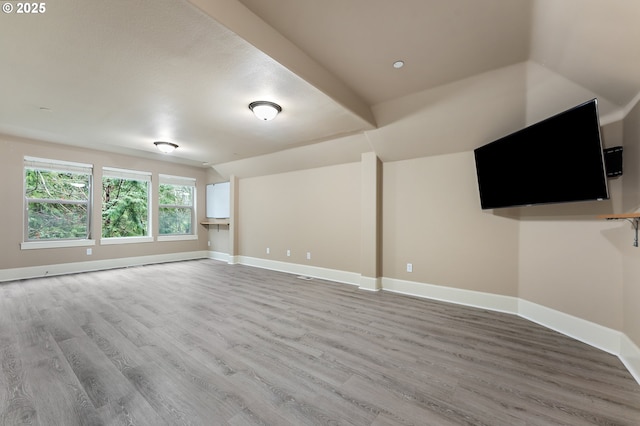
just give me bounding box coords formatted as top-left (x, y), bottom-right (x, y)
top-left (249, 101), bottom-right (282, 121)
top-left (393, 60), bottom-right (405, 69)
top-left (154, 141), bottom-right (178, 154)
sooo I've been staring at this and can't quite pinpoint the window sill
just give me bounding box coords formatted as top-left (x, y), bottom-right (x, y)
top-left (100, 236), bottom-right (154, 245)
top-left (21, 239), bottom-right (96, 250)
top-left (157, 234), bottom-right (198, 242)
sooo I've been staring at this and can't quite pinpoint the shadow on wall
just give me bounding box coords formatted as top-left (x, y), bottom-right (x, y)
top-left (622, 99), bottom-right (640, 213)
top-left (493, 195), bottom-right (617, 222)
top-left (599, 222), bottom-right (638, 250)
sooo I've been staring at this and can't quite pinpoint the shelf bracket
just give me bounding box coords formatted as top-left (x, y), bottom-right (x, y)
top-left (603, 217), bottom-right (640, 247)
top-left (628, 218), bottom-right (639, 247)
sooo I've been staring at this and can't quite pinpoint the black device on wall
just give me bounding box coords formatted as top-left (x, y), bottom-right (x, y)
top-left (473, 98), bottom-right (609, 210)
top-left (604, 146), bottom-right (623, 177)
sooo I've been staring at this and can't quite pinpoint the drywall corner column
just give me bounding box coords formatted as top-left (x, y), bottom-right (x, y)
top-left (360, 152), bottom-right (382, 290)
top-left (229, 175), bottom-right (239, 264)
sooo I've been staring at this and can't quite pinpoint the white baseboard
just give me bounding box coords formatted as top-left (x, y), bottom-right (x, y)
top-left (381, 277), bottom-right (519, 314)
top-left (0, 251), bottom-right (209, 282)
top-left (235, 256), bottom-right (361, 286)
top-left (359, 276), bottom-right (382, 291)
top-left (517, 298), bottom-right (622, 356)
top-left (621, 334), bottom-right (640, 385)
top-left (207, 250), bottom-right (231, 263)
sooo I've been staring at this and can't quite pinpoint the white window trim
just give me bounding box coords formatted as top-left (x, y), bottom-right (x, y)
top-left (21, 239), bottom-right (95, 250)
top-left (100, 236), bottom-right (154, 245)
top-left (102, 167), bottom-right (152, 181)
top-left (159, 174), bottom-right (196, 186)
top-left (25, 156), bottom-right (92, 173)
top-left (157, 234), bottom-right (198, 242)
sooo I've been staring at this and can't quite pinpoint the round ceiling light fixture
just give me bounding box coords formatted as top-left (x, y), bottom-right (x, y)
top-left (154, 141), bottom-right (178, 154)
top-left (393, 60), bottom-right (405, 69)
top-left (249, 101), bottom-right (282, 121)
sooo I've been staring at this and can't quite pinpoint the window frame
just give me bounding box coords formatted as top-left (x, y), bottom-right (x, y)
top-left (21, 156), bottom-right (95, 250)
top-left (157, 174), bottom-right (197, 242)
top-left (100, 167), bottom-right (153, 245)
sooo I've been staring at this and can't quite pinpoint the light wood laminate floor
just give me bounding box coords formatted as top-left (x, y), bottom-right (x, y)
top-left (1, 260), bottom-right (639, 425)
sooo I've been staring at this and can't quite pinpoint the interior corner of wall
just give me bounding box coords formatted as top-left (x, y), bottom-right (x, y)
top-left (620, 334), bottom-right (640, 386)
top-left (359, 275), bottom-right (382, 291)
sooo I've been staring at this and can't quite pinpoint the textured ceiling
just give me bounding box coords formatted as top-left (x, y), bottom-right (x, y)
top-left (1, 0), bottom-right (639, 175)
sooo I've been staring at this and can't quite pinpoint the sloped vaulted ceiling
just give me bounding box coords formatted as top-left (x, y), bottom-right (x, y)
top-left (1, 0), bottom-right (639, 176)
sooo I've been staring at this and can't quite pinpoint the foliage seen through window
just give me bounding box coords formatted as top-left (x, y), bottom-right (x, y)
top-left (159, 184), bottom-right (194, 235)
top-left (102, 177), bottom-right (149, 238)
top-left (25, 169), bottom-right (91, 240)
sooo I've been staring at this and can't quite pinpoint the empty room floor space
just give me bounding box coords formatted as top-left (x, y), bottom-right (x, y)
top-left (1, 259), bottom-right (639, 425)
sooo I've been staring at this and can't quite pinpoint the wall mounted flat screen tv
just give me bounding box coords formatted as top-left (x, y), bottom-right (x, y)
top-left (473, 99), bottom-right (609, 209)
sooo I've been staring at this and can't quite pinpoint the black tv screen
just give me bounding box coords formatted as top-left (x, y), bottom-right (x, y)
top-left (473, 99), bottom-right (609, 209)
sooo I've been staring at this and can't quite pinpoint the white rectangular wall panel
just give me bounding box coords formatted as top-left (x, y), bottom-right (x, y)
top-left (206, 182), bottom-right (230, 218)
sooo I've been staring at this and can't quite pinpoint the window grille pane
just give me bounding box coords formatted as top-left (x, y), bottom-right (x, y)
top-left (25, 170), bottom-right (90, 202)
top-left (159, 207), bottom-right (193, 235)
top-left (27, 202), bottom-right (89, 240)
top-left (159, 184), bottom-right (193, 206)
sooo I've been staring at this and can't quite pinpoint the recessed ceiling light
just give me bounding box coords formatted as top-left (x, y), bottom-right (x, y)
top-left (393, 60), bottom-right (405, 69)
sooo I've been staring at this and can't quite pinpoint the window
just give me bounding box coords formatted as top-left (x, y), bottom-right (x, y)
top-left (23, 157), bottom-right (93, 249)
top-left (101, 167), bottom-right (152, 244)
top-left (158, 174), bottom-right (196, 241)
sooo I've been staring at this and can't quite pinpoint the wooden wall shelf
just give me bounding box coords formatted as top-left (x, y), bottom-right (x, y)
top-left (596, 213), bottom-right (640, 220)
top-left (200, 219), bottom-right (230, 226)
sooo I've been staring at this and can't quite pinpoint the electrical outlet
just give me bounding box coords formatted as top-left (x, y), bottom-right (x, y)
top-left (207, 241), bottom-right (211, 247)
top-left (287, 249), bottom-right (291, 257)
top-left (306, 252), bottom-right (311, 260)
top-left (406, 263), bottom-right (413, 272)
top-left (86, 248), bottom-right (92, 256)
top-left (266, 247), bottom-right (270, 254)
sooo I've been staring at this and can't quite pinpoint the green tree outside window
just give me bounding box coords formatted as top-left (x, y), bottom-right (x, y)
top-left (102, 177), bottom-right (149, 238)
top-left (159, 183), bottom-right (194, 235)
top-left (25, 166), bottom-right (91, 240)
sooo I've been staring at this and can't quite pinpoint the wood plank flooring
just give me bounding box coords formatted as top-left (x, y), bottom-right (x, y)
top-left (1, 259), bottom-right (639, 425)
